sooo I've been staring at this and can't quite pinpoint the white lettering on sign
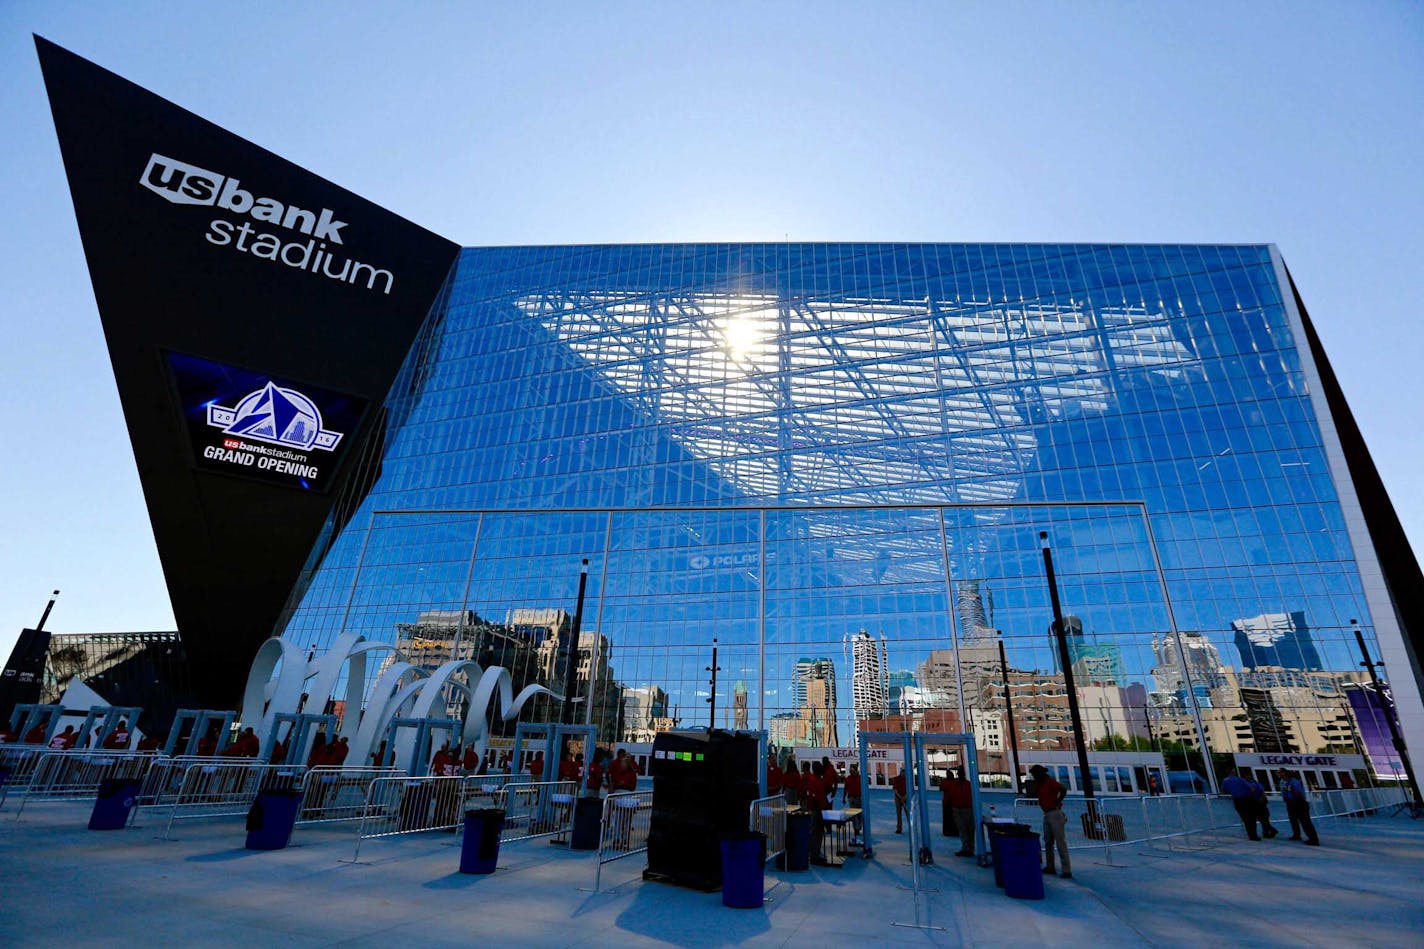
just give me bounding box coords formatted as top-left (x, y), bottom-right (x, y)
top-left (139, 152), bottom-right (396, 295)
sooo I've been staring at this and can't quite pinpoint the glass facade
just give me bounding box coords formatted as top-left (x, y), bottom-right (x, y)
top-left (277, 243), bottom-right (1406, 782)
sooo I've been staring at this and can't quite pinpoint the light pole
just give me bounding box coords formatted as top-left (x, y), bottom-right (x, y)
top-left (561, 559), bottom-right (589, 726)
top-left (35, 590), bottom-right (60, 632)
top-left (1041, 531), bottom-right (1097, 813)
top-left (998, 637), bottom-right (1023, 793)
top-left (706, 637), bottom-right (721, 731)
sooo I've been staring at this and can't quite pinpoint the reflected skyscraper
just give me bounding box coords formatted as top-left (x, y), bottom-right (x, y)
top-left (1232, 611), bottom-right (1323, 671)
top-left (850, 630), bottom-right (888, 733)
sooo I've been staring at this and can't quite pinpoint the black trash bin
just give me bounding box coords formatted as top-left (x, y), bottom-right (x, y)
top-left (985, 822), bottom-right (1036, 888)
top-left (460, 808), bottom-right (505, 874)
top-left (571, 796), bottom-right (604, 850)
top-left (245, 788), bottom-right (303, 850)
top-left (721, 831), bottom-right (767, 909)
top-left (89, 778), bottom-right (141, 830)
top-left (780, 810), bottom-right (812, 871)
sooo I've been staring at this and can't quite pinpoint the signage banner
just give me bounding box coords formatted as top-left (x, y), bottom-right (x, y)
top-left (1232, 752), bottom-right (1366, 771)
top-left (166, 351), bottom-right (367, 492)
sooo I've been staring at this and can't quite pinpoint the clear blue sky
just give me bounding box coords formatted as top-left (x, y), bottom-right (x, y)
top-left (1, 1), bottom-right (1421, 660)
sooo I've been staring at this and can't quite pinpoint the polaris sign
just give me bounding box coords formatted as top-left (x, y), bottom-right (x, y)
top-left (140, 153), bottom-right (395, 294)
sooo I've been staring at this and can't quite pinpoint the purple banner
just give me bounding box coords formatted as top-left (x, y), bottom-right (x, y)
top-left (1346, 684), bottom-right (1405, 779)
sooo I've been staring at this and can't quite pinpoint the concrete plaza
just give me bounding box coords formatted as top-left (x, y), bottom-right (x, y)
top-left (1, 792), bottom-right (1420, 947)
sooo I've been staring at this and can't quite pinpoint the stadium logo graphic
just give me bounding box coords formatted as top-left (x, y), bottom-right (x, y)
top-left (138, 153), bottom-right (397, 295)
top-left (207, 382), bottom-right (343, 452)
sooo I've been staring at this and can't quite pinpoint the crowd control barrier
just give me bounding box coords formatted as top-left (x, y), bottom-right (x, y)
top-left (493, 781), bottom-right (578, 844)
top-left (11, 750), bottom-right (161, 817)
top-left (1006, 784), bottom-right (1413, 859)
top-left (347, 773), bottom-right (550, 862)
top-left (296, 767), bottom-right (404, 825)
top-left (0, 747), bottom-right (51, 806)
top-left (748, 794), bottom-right (788, 864)
top-left (146, 762), bottom-right (304, 839)
top-left (589, 790), bottom-right (654, 893)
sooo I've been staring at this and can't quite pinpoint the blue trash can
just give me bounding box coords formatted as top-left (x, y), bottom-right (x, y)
top-left (571, 796), bottom-right (603, 850)
top-left (781, 811), bottom-right (812, 871)
top-left (986, 822), bottom-right (1034, 887)
top-left (721, 831), bottom-right (767, 908)
top-left (999, 833), bottom-right (1045, 900)
top-left (245, 789), bottom-right (302, 850)
top-left (89, 778), bottom-right (141, 830)
top-left (460, 808), bottom-right (505, 874)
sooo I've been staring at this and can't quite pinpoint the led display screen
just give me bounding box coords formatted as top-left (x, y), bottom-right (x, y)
top-left (166, 350), bottom-right (368, 492)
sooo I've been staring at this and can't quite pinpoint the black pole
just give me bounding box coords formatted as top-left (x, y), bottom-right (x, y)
top-left (1041, 531), bottom-right (1096, 811)
top-left (998, 637), bottom-right (1024, 794)
top-left (706, 638), bottom-right (721, 731)
top-left (561, 559), bottom-right (589, 726)
top-left (35, 590), bottom-right (60, 632)
top-left (1353, 621), bottom-right (1422, 811)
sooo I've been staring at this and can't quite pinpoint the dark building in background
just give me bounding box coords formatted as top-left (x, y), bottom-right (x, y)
top-left (41, 631), bottom-right (193, 736)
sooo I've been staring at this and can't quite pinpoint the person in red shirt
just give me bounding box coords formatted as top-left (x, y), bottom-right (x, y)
top-left (820, 757), bottom-right (841, 798)
top-left (327, 735), bottom-right (349, 766)
top-left (1029, 764), bottom-right (1070, 877)
top-left (766, 756), bottom-right (783, 796)
top-left (584, 748), bottom-right (608, 797)
top-left (803, 762), bottom-right (831, 864)
top-left (842, 763), bottom-right (864, 839)
top-left (942, 768), bottom-right (975, 857)
top-left (608, 749), bottom-right (638, 792)
top-left (557, 750), bottom-right (579, 784)
top-left (430, 742), bottom-right (453, 777)
top-left (23, 723), bottom-right (47, 745)
top-left (303, 732), bottom-right (326, 767)
top-left (528, 750), bottom-right (545, 781)
top-left (101, 720), bottom-right (131, 750)
top-left (781, 758), bottom-right (802, 805)
top-left (890, 769), bottom-right (908, 833)
top-left (462, 744), bottom-right (480, 774)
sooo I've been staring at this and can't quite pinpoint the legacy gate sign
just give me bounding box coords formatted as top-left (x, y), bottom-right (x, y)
top-left (38, 37), bottom-right (460, 706)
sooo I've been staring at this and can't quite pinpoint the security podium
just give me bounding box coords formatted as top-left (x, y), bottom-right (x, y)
top-left (643, 729), bottom-right (760, 892)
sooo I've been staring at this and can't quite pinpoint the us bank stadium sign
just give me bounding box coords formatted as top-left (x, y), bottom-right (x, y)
top-left (166, 351), bottom-right (368, 492)
top-left (140, 153), bottom-right (397, 295)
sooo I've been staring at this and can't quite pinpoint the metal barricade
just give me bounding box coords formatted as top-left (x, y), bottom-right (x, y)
top-left (153, 762), bottom-right (303, 839)
top-left (749, 794), bottom-right (788, 863)
top-left (498, 780), bottom-right (578, 844)
top-left (11, 750), bottom-right (161, 817)
top-left (139, 756), bottom-right (244, 806)
top-left (348, 773), bottom-right (525, 862)
top-left (1139, 793), bottom-right (1188, 853)
top-left (590, 789), bottom-right (654, 893)
top-left (296, 767), bottom-right (405, 825)
top-left (0, 746), bottom-right (48, 806)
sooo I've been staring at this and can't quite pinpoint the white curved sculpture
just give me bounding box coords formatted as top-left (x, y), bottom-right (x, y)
top-left (239, 634), bottom-right (562, 772)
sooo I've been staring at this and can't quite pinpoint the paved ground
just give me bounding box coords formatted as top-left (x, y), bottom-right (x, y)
top-left (1, 794), bottom-right (1420, 947)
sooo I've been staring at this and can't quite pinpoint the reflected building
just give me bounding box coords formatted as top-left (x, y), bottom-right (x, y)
top-left (849, 630), bottom-right (888, 736)
top-left (732, 680), bottom-right (749, 730)
top-left (1150, 631), bottom-right (1228, 710)
top-left (620, 684), bottom-right (669, 743)
top-left (1232, 611), bottom-right (1323, 672)
top-left (789, 659), bottom-right (839, 746)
